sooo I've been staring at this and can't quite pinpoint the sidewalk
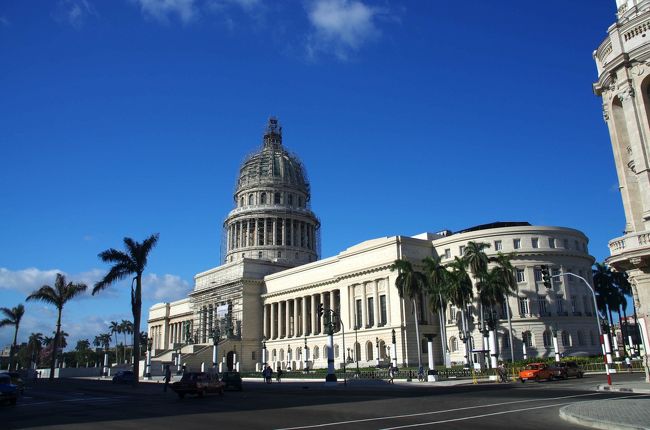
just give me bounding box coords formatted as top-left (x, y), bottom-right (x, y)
top-left (559, 380), bottom-right (650, 430)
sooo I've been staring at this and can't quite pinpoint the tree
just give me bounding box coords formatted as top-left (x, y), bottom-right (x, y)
top-left (446, 256), bottom-right (474, 366)
top-left (26, 273), bottom-right (87, 379)
top-left (75, 339), bottom-right (90, 352)
top-left (422, 256), bottom-right (450, 365)
top-left (109, 321), bottom-right (121, 363)
top-left (0, 304), bottom-right (25, 370)
top-left (390, 258), bottom-right (427, 369)
top-left (120, 320), bottom-right (134, 363)
top-left (93, 233), bottom-right (159, 385)
top-left (27, 332), bottom-right (43, 368)
top-left (490, 252), bottom-right (518, 362)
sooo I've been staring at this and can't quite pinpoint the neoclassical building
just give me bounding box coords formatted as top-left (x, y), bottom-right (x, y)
top-left (594, 0), bottom-right (650, 380)
top-left (147, 119), bottom-right (600, 373)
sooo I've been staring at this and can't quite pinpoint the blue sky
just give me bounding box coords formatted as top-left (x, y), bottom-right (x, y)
top-left (0, 0), bottom-right (620, 350)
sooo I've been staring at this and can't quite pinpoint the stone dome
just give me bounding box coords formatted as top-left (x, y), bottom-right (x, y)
top-left (236, 117), bottom-right (310, 196)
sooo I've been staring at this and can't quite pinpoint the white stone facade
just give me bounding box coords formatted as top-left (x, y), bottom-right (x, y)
top-left (594, 0), bottom-right (650, 380)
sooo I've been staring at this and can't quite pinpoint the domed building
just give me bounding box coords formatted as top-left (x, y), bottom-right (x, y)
top-left (146, 119), bottom-right (601, 376)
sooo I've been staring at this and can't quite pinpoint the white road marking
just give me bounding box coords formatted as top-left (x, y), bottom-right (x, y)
top-left (272, 392), bottom-right (606, 430)
top-left (380, 393), bottom-right (650, 430)
top-left (15, 396), bottom-right (118, 407)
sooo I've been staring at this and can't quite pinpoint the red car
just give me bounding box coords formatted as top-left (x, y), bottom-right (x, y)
top-left (518, 363), bottom-right (553, 383)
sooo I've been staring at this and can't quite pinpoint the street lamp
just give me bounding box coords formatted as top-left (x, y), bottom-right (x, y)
top-left (458, 330), bottom-right (469, 368)
top-left (145, 337), bottom-right (153, 379)
top-left (354, 324), bottom-right (360, 375)
top-left (552, 326), bottom-right (560, 363)
top-left (212, 325), bottom-right (221, 372)
top-left (262, 337), bottom-right (267, 367)
top-left (303, 335), bottom-right (308, 372)
top-left (391, 328), bottom-right (397, 369)
top-left (375, 337), bottom-right (380, 366)
top-left (287, 345), bottom-right (292, 370)
top-left (551, 271), bottom-right (611, 385)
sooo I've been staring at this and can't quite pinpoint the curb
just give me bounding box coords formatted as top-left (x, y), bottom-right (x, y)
top-left (597, 385), bottom-right (650, 394)
top-left (559, 406), bottom-right (649, 430)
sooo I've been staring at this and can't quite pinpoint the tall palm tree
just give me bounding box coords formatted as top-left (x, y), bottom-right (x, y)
top-left (422, 256), bottom-right (450, 365)
top-left (463, 241), bottom-right (491, 328)
top-left (26, 274), bottom-right (87, 379)
top-left (491, 252), bottom-right (518, 362)
top-left (109, 321), bottom-right (121, 363)
top-left (93, 233), bottom-right (159, 384)
top-left (0, 304), bottom-right (25, 370)
top-left (446, 256), bottom-right (474, 366)
top-left (390, 258), bottom-right (427, 369)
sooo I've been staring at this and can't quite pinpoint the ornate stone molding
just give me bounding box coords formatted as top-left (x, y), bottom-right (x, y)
top-left (603, 104), bottom-right (610, 121)
top-left (617, 86), bottom-right (635, 102)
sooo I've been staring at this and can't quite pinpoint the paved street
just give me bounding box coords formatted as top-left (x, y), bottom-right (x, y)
top-left (4, 374), bottom-right (649, 430)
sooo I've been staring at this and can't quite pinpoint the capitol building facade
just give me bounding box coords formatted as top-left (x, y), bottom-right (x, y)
top-left (147, 118), bottom-right (600, 373)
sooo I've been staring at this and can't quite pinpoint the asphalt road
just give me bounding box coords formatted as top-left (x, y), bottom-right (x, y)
top-left (4, 373), bottom-right (648, 430)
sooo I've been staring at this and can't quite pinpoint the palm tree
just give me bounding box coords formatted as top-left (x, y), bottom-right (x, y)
top-left (490, 252), bottom-right (518, 362)
top-left (75, 339), bottom-right (90, 352)
top-left (0, 304), bottom-right (25, 370)
top-left (422, 256), bottom-right (450, 366)
top-left (26, 273), bottom-right (87, 379)
top-left (463, 241), bottom-right (491, 328)
top-left (120, 320), bottom-right (134, 363)
top-left (446, 256), bottom-right (474, 366)
top-left (109, 321), bottom-right (121, 363)
top-left (93, 233), bottom-right (159, 384)
top-left (27, 332), bottom-right (43, 368)
top-left (390, 258), bottom-right (427, 369)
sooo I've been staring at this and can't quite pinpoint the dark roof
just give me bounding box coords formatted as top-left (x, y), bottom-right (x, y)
top-left (456, 221), bottom-right (531, 234)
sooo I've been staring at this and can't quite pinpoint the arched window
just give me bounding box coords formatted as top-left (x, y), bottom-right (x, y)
top-left (298, 196), bottom-right (303, 207)
top-left (577, 330), bottom-right (585, 346)
top-left (296, 347), bottom-right (302, 359)
top-left (561, 331), bottom-right (571, 347)
top-left (543, 330), bottom-right (552, 347)
top-left (261, 192), bottom-right (267, 204)
top-left (323, 345), bottom-right (328, 358)
top-left (272, 349), bottom-right (277, 360)
top-left (313, 346), bottom-right (319, 359)
top-left (502, 331), bottom-right (510, 348)
top-left (334, 344), bottom-right (339, 358)
top-left (288, 194), bottom-right (294, 206)
top-left (248, 194), bottom-right (254, 205)
top-left (274, 192), bottom-right (281, 204)
top-left (279, 349), bottom-right (285, 361)
top-left (240, 197), bottom-right (244, 207)
top-left (354, 342), bottom-right (361, 361)
top-left (366, 341), bottom-right (374, 361)
top-left (379, 340), bottom-right (387, 359)
top-left (450, 337), bottom-right (458, 352)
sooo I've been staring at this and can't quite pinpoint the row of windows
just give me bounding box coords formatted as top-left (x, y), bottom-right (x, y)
top-left (239, 191), bottom-right (305, 208)
top-left (448, 328), bottom-right (596, 352)
top-left (442, 237), bottom-right (587, 259)
top-left (518, 294), bottom-right (594, 316)
top-left (354, 295), bottom-right (388, 328)
top-left (267, 341), bottom-right (390, 362)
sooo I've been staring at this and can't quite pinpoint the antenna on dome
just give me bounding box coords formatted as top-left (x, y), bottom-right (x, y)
top-left (263, 116), bottom-right (282, 148)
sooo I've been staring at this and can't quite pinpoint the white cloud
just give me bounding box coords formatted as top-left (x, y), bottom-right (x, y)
top-left (306, 0), bottom-right (384, 60)
top-left (0, 267), bottom-right (105, 298)
top-left (53, 0), bottom-right (97, 29)
top-left (131, 0), bottom-right (199, 25)
top-left (142, 273), bottom-right (191, 301)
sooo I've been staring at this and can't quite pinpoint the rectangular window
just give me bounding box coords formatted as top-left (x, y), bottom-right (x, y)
top-left (552, 268), bottom-right (561, 286)
top-left (563, 239), bottom-right (569, 249)
top-left (531, 238), bottom-right (539, 249)
top-left (549, 238), bottom-right (556, 248)
top-left (444, 248), bottom-right (451, 259)
top-left (575, 240), bottom-right (580, 250)
top-left (516, 268), bottom-right (525, 283)
top-left (583, 296), bottom-right (591, 315)
top-left (534, 268), bottom-right (542, 282)
top-left (355, 299), bottom-right (362, 329)
top-left (557, 295), bottom-right (565, 314)
top-left (519, 297), bottom-right (529, 316)
top-left (538, 295), bottom-right (547, 315)
top-left (379, 295), bottom-right (387, 325)
top-left (494, 240), bottom-right (502, 251)
top-left (571, 295), bottom-right (578, 313)
top-left (459, 245), bottom-right (465, 256)
top-left (513, 238), bottom-right (521, 249)
top-left (251, 351), bottom-right (256, 360)
top-left (367, 297), bottom-right (375, 327)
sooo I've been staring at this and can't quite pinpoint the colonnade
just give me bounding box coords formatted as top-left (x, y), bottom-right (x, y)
top-left (263, 290), bottom-right (341, 340)
top-left (227, 217), bottom-right (316, 252)
top-left (167, 320), bottom-right (192, 348)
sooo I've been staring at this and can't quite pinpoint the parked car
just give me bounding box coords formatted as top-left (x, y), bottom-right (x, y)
top-left (221, 371), bottom-right (243, 391)
top-left (112, 370), bottom-right (136, 384)
top-left (0, 374), bottom-right (18, 405)
top-left (0, 372), bottom-right (24, 395)
top-left (518, 363), bottom-right (553, 383)
top-left (171, 372), bottom-right (225, 399)
top-left (550, 361), bottom-right (584, 379)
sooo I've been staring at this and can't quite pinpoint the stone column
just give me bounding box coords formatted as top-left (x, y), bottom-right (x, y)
top-left (362, 283), bottom-right (368, 328)
top-left (293, 298), bottom-right (299, 337)
top-left (320, 292), bottom-right (327, 333)
top-left (263, 217), bottom-right (267, 247)
top-left (302, 296), bottom-right (308, 336)
top-left (281, 218), bottom-right (286, 246)
top-left (270, 302), bottom-right (276, 340)
top-left (374, 280), bottom-right (380, 327)
top-left (311, 294), bottom-right (318, 335)
top-left (285, 300), bottom-right (291, 338)
top-left (263, 304), bottom-right (269, 339)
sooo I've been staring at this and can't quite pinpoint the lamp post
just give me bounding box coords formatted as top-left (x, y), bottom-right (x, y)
top-left (145, 337), bottom-right (153, 379)
top-left (262, 337), bottom-right (267, 368)
top-left (391, 329), bottom-right (398, 369)
top-left (325, 310), bottom-right (337, 383)
top-left (303, 335), bottom-right (309, 372)
top-left (551, 271), bottom-right (611, 385)
top-left (287, 345), bottom-right (292, 370)
top-left (459, 330), bottom-right (469, 368)
top-left (375, 337), bottom-right (380, 367)
top-left (354, 324), bottom-right (360, 375)
top-left (176, 346), bottom-right (182, 374)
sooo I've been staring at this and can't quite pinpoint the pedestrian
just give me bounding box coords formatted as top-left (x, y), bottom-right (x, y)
top-left (163, 365), bottom-right (172, 392)
top-left (276, 365), bottom-right (283, 383)
top-left (417, 365), bottom-right (425, 382)
top-left (497, 362), bottom-right (507, 383)
top-left (265, 365), bottom-right (273, 383)
top-left (388, 366), bottom-right (395, 384)
top-left (625, 355), bottom-right (632, 372)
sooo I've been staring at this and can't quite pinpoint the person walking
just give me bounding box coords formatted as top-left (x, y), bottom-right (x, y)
top-left (276, 365), bottom-right (283, 383)
top-left (163, 365), bottom-right (172, 392)
top-left (265, 366), bottom-right (273, 384)
top-left (497, 362), bottom-right (507, 383)
top-left (388, 366), bottom-right (395, 384)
